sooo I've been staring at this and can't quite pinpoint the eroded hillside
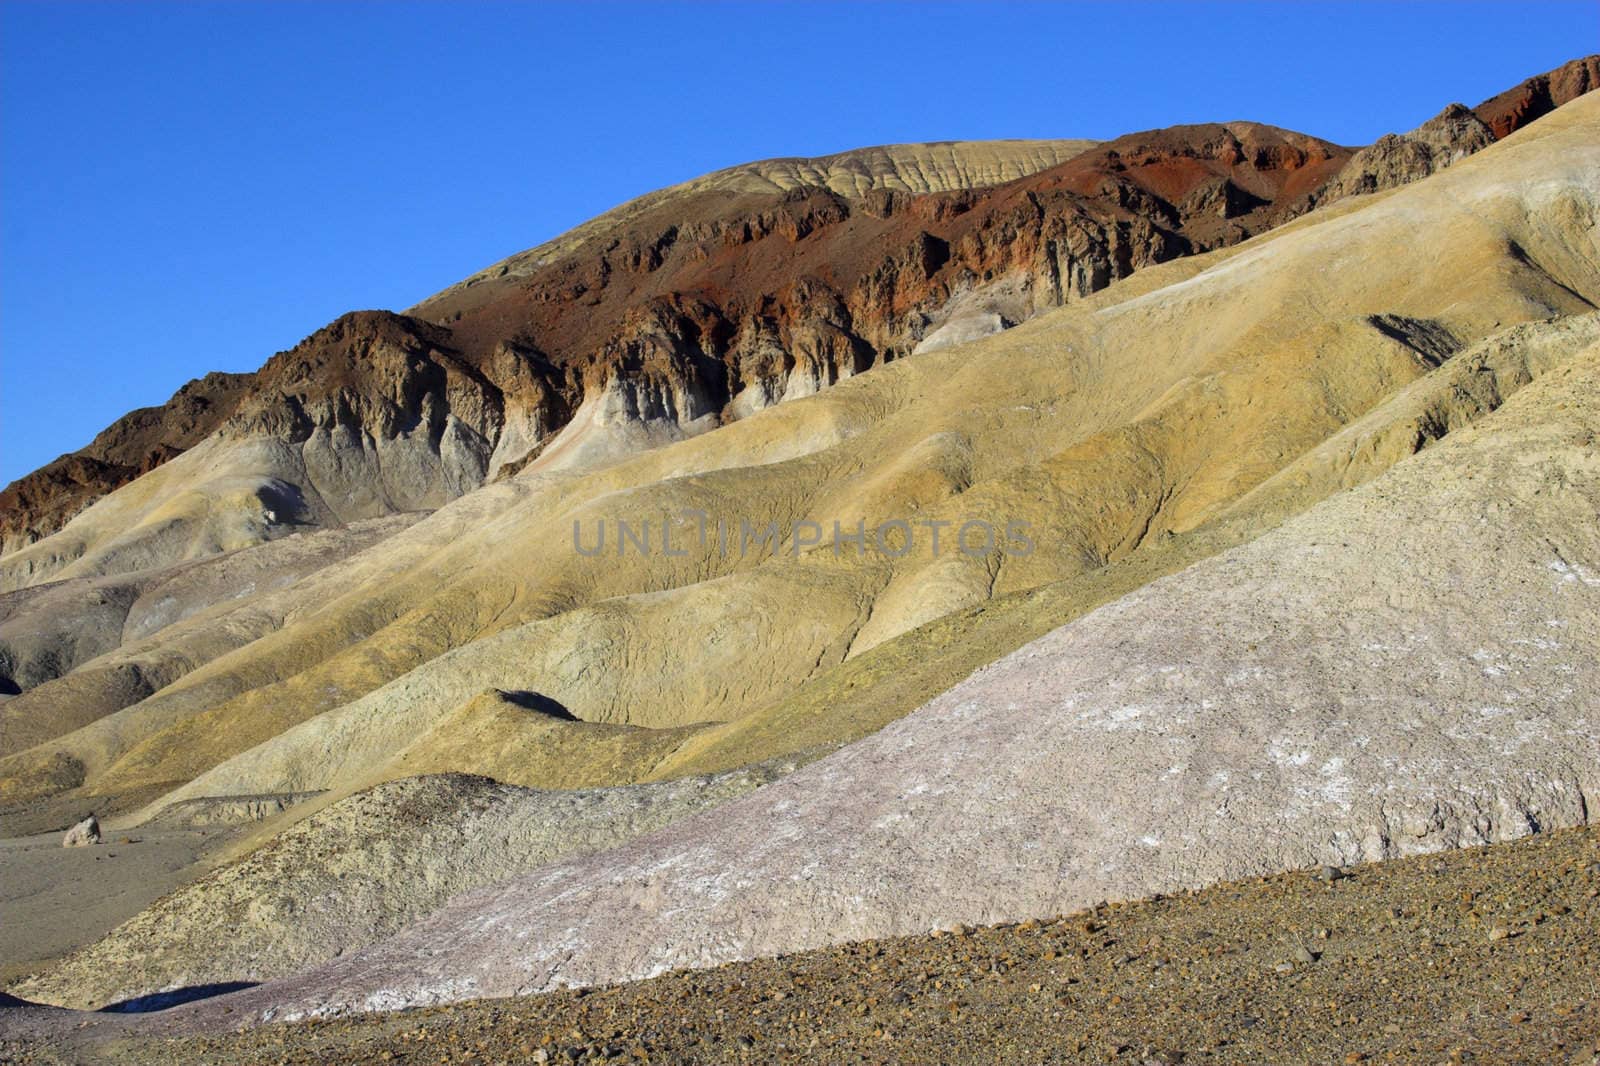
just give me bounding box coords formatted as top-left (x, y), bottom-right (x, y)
top-left (27, 91), bottom-right (1590, 1022)
top-left (3, 84), bottom-right (1598, 820)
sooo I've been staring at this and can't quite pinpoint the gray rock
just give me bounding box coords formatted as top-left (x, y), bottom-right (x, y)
top-left (17, 767), bottom-right (790, 1010)
top-left (1326, 103), bottom-right (1497, 200)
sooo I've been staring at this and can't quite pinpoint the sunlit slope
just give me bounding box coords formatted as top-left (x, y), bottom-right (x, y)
top-left (650, 308), bottom-right (1600, 778)
top-left (1, 92), bottom-right (1596, 819)
top-left (0, 140), bottom-right (1103, 590)
top-left (8, 59), bottom-right (1591, 590)
top-left (174, 287), bottom-right (1600, 1026)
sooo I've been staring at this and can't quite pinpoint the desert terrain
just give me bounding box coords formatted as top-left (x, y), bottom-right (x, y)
top-left (1, 55), bottom-right (1597, 1064)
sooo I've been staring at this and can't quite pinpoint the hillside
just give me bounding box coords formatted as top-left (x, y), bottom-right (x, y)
top-left (0, 72), bottom-right (1591, 817)
top-left (59, 93), bottom-right (1597, 1021)
top-left (0, 58), bottom-right (1597, 1056)
top-left (12, 825), bottom-right (1597, 1064)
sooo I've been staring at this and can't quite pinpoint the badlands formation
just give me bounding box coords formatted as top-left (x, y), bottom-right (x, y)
top-left (1, 57), bottom-right (1599, 1061)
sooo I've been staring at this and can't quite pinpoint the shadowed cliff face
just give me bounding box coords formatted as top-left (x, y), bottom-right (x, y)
top-left (3, 59), bottom-right (1595, 565)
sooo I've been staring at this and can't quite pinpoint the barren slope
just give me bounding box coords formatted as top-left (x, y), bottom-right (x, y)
top-left (0, 120), bottom-right (1342, 592)
top-left (0, 373), bottom-right (253, 558)
top-left (0, 514), bottom-right (418, 700)
top-left (14, 827), bottom-right (1598, 1064)
top-left (184, 312), bottom-right (1600, 1025)
top-left (5, 58), bottom-right (1591, 568)
top-left (14, 767), bottom-right (791, 1011)
top-left (0, 141), bottom-right (1093, 571)
top-left (2, 88), bottom-right (1596, 837)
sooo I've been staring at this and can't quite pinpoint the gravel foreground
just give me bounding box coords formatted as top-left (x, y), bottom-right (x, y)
top-left (9, 825), bottom-right (1598, 1065)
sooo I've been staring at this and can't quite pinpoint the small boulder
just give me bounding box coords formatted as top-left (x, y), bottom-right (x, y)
top-left (62, 815), bottom-right (101, 847)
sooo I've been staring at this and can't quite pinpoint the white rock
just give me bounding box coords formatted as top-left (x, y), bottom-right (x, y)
top-left (912, 311), bottom-right (1010, 354)
top-left (61, 816), bottom-right (101, 848)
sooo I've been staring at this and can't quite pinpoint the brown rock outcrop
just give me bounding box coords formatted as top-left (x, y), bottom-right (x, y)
top-left (1474, 54), bottom-right (1600, 139)
top-left (0, 373), bottom-right (251, 556)
top-left (1327, 54), bottom-right (1600, 200)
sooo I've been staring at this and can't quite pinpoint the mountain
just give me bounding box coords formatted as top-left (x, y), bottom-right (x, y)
top-left (0, 140), bottom-right (1092, 563)
top-left (0, 373), bottom-right (252, 558)
top-left (5, 57), bottom-right (1592, 575)
top-left (0, 59), bottom-right (1598, 1050)
top-left (5, 126), bottom-right (1353, 589)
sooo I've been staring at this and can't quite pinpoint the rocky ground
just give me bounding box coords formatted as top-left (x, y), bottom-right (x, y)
top-left (0, 822), bottom-right (241, 988)
top-left (7, 825), bottom-right (1597, 1065)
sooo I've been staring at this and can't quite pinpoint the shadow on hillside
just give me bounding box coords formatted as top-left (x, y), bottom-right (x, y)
top-left (499, 689), bottom-right (577, 720)
top-left (101, 981), bottom-right (258, 1013)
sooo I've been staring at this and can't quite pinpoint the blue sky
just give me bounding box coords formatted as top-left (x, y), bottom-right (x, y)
top-left (2, 1), bottom-right (1596, 485)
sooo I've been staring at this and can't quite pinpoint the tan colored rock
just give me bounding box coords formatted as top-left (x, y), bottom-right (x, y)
top-left (5, 62), bottom-right (1593, 585)
top-left (4, 86), bottom-right (1598, 828)
top-left (0, 61), bottom-right (1598, 1034)
top-left (911, 311), bottom-right (1010, 354)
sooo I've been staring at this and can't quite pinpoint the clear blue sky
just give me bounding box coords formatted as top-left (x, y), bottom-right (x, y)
top-left (2, 1), bottom-right (1595, 485)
